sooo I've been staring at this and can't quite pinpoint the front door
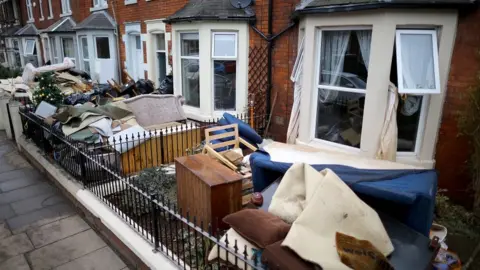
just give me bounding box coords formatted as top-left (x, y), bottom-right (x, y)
top-left (94, 36), bottom-right (115, 83)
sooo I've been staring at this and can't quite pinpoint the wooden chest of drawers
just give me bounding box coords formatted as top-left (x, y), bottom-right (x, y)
top-left (175, 154), bottom-right (243, 231)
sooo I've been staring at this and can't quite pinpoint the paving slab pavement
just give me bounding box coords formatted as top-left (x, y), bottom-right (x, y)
top-left (0, 132), bottom-right (127, 270)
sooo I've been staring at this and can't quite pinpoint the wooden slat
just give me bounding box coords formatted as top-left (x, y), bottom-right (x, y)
top-left (205, 124), bottom-right (237, 134)
top-left (209, 140), bottom-right (236, 150)
top-left (209, 131), bottom-right (236, 141)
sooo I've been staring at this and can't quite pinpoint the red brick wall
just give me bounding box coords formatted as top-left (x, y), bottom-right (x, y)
top-left (19, 0), bottom-right (66, 29)
top-left (435, 9), bottom-right (480, 207)
top-left (110, 0), bottom-right (188, 82)
top-left (249, 0), bottom-right (299, 142)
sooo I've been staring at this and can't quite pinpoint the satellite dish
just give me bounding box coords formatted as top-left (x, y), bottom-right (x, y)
top-left (230, 0), bottom-right (252, 9)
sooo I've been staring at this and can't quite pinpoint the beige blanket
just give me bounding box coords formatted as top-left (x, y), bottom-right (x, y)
top-left (269, 163), bottom-right (394, 269)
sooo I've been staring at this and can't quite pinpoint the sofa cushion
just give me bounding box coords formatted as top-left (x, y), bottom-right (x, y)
top-left (223, 209), bottom-right (291, 248)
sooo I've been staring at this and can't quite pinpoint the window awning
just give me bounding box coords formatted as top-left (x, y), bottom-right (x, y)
top-left (43, 17), bottom-right (76, 33)
top-left (14, 23), bottom-right (39, 36)
top-left (164, 0), bottom-right (255, 23)
top-left (74, 11), bottom-right (116, 31)
top-left (294, 0), bottom-right (475, 16)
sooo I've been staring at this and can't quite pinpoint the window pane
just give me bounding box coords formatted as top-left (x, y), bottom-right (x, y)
top-left (180, 33), bottom-right (199, 57)
top-left (96, 37), bottom-right (110, 59)
top-left (315, 89), bottom-right (364, 148)
top-left (181, 59), bottom-right (200, 107)
top-left (399, 33), bottom-right (436, 90)
top-left (156, 33), bottom-right (165, 51)
top-left (319, 30), bottom-right (370, 89)
top-left (24, 40), bottom-right (35, 55)
top-left (62, 38), bottom-right (74, 58)
top-left (157, 52), bottom-right (166, 83)
top-left (80, 37), bottom-right (88, 59)
top-left (135, 35), bottom-right (141, 50)
top-left (397, 95), bottom-right (423, 152)
top-left (43, 38), bottom-right (50, 62)
top-left (83, 60), bottom-right (90, 73)
top-left (213, 33), bottom-right (236, 57)
top-left (214, 60), bottom-right (236, 111)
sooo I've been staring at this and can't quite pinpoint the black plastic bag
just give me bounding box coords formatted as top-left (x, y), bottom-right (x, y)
top-left (64, 93), bottom-right (92, 105)
top-left (158, 75), bottom-right (173, 95)
top-left (135, 79), bottom-right (154, 94)
top-left (68, 68), bottom-right (91, 80)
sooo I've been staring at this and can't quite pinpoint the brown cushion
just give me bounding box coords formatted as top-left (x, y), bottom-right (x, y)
top-left (262, 240), bottom-right (317, 270)
top-left (223, 209), bottom-right (291, 248)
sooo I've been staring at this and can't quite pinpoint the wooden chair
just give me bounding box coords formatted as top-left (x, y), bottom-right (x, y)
top-left (202, 124), bottom-right (257, 171)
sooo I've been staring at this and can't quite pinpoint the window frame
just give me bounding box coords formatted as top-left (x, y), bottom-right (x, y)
top-left (395, 29), bottom-right (441, 94)
top-left (179, 31), bottom-right (200, 108)
top-left (60, 37), bottom-right (75, 63)
top-left (396, 94), bottom-right (430, 155)
top-left (47, 0), bottom-right (53, 19)
top-left (211, 32), bottom-right (238, 59)
top-left (26, 0), bottom-right (33, 22)
top-left (39, 0), bottom-right (44, 20)
top-left (94, 36), bottom-right (111, 59)
top-left (42, 37), bottom-right (50, 63)
top-left (154, 32), bottom-right (167, 84)
top-left (79, 36), bottom-right (90, 72)
top-left (211, 31), bottom-right (238, 112)
top-left (24, 39), bottom-right (35, 55)
top-left (311, 27), bottom-right (371, 151)
top-left (61, 0), bottom-right (71, 15)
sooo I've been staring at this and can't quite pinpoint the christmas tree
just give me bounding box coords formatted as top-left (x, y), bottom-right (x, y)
top-left (32, 72), bottom-right (63, 106)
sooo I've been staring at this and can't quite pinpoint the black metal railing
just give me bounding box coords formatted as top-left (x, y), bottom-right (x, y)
top-left (19, 105), bottom-right (271, 270)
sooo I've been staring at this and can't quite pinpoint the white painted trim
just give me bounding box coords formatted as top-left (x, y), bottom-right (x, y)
top-left (395, 29), bottom-right (441, 94)
top-left (19, 137), bottom-right (181, 270)
top-left (47, 0), bottom-right (53, 19)
top-left (211, 32), bottom-right (238, 59)
top-left (125, 0), bottom-right (137, 5)
top-left (90, 5), bottom-right (108, 12)
top-left (60, 12), bottom-right (72, 17)
top-left (172, 22), bottom-right (249, 118)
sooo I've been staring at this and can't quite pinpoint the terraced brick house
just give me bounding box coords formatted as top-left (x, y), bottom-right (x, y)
top-left (5, 0), bottom-right (480, 206)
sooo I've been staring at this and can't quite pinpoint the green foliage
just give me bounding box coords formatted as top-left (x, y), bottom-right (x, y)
top-left (32, 72), bottom-right (63, 106)
top-left (132, 166), bottom-right (177, 203)
top-left (435, 193), bottom-right (480, 237)
top-left (457, 54), bottom-right (480, 214)
top-left (0, 65), bottom-right (21, 79)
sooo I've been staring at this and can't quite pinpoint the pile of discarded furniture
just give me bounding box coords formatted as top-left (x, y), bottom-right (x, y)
top-left (174, 122), bottom-right (458, 269)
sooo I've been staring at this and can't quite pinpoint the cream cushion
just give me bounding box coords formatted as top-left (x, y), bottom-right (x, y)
top-left (270, 163), bottom-right (394, 269)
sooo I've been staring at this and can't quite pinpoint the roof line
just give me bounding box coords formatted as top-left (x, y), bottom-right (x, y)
top-left (163, 15), bottom-right (255, 24)
top-left (50, 17), bottom-right (68, 32)
top-left (293, 1), bottom-right (475, 16)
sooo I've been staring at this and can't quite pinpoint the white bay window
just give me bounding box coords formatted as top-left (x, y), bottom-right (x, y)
top-left (297, 11), bottom-right (458, 168)
top-left (315, 29), bottom-right (370, 148)
top-left (173, 22), bottom-right (248, 120)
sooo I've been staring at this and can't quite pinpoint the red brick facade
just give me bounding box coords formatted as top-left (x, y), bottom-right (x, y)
top-left (436, 9), bottom-right (480, 206)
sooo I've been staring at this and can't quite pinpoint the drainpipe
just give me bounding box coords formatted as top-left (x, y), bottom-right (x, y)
top-left (250, 1), bottom-right (296, 117)
top-left (111, 0), bottom-right (123, 83)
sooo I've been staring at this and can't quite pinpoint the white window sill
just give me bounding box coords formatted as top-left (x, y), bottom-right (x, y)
top-left (39, 17), bottom-right (44, 21)
top-left (27, 19), bottom-right (34, 23)
top-left (60, 12), bottom-right (72, 17)
top-left (47, 16), bottom-right (53, 20)
top-left (125, 0), bottom-right (137, 5)
top-left (90, 5), bottom-right (108, 12)
top-left (295, 138), bottom-right (435, 169)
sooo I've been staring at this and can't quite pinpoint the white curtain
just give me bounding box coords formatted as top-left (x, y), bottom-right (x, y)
top-left (356, 30), bottom-right (372, 70)
top-left (376, 83), bottom-right (399, 161)
top-left (286, 36), bottom-right (305, 144)
top-left (319, 31), bottom-right (350, 103)
top-left (400, 34), bottom-right (436, 90)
